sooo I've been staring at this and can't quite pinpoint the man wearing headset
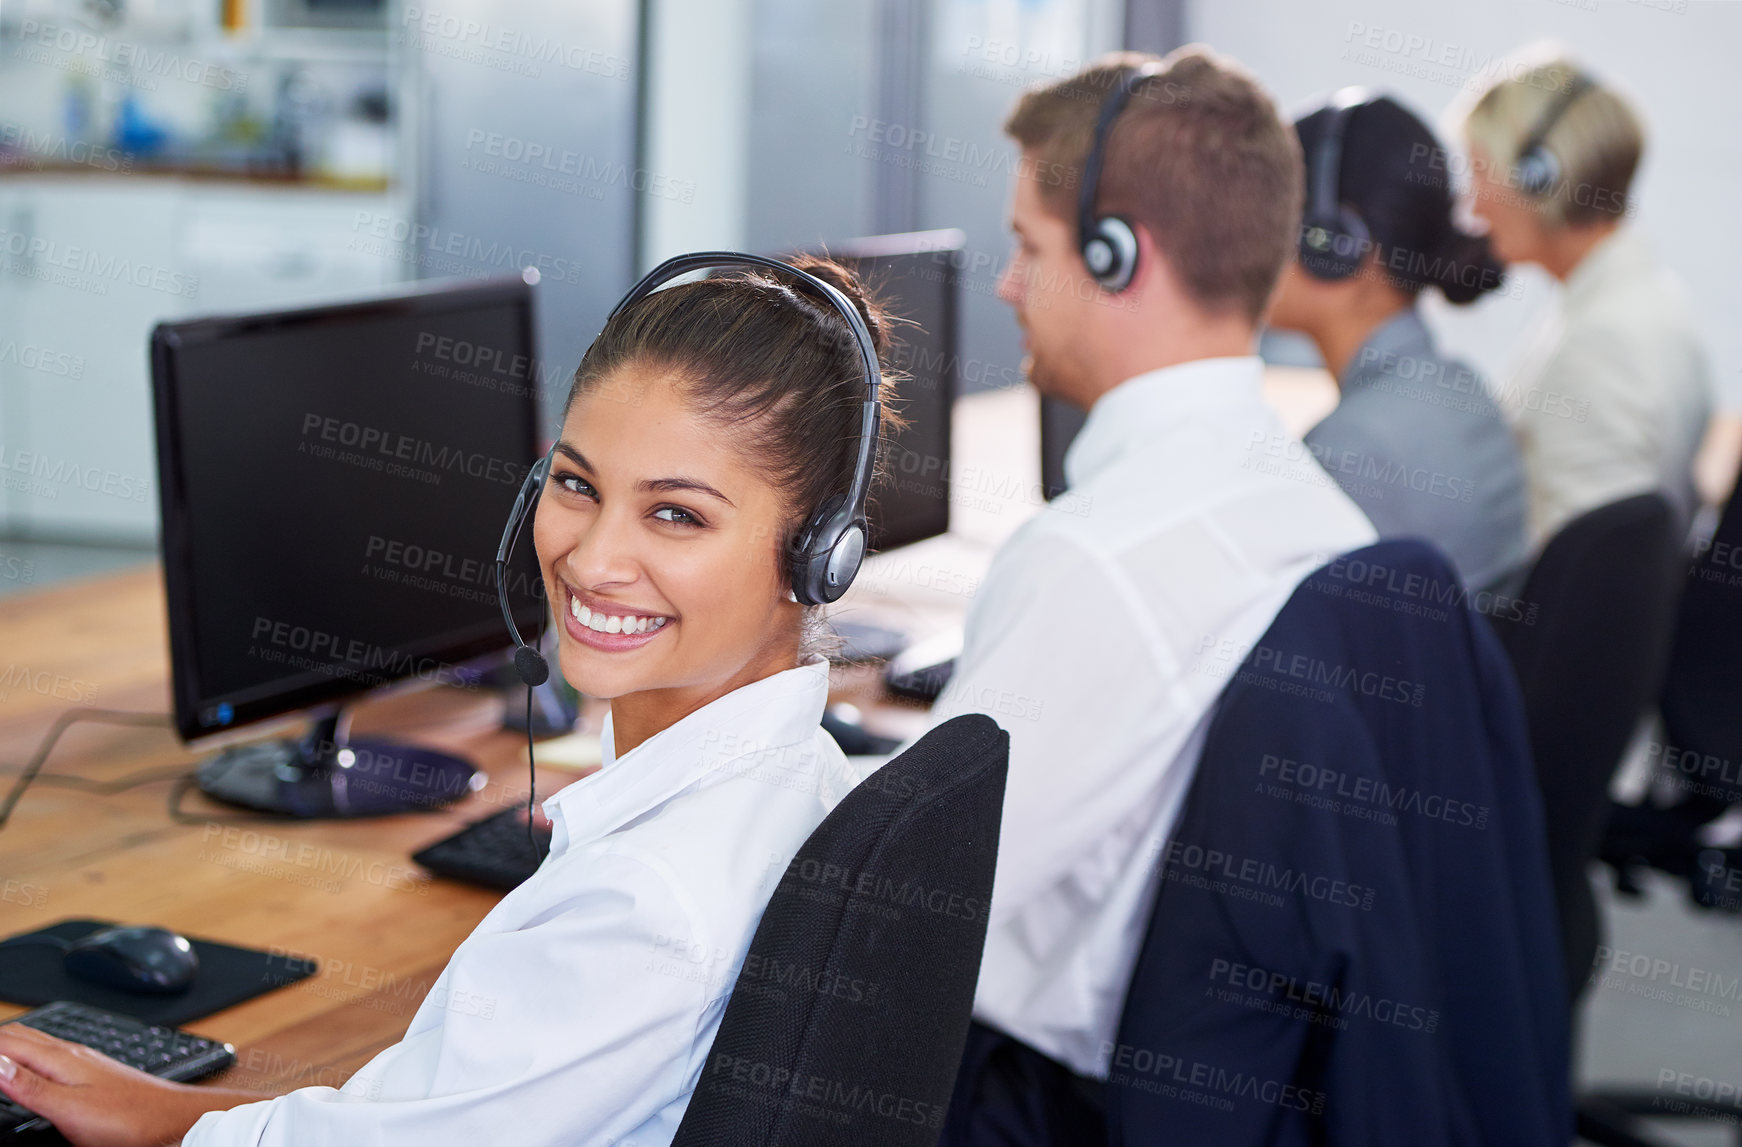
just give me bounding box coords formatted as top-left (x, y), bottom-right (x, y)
top-left (922, 47), bottom-right (1375, 1144)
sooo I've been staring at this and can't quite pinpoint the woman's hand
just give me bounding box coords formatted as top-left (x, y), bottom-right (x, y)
top-left (0, 1023), bottom-right (252, 1147)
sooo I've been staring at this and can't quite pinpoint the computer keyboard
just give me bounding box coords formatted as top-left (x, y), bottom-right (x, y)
top-left (413, 807), bottom-right (551, 892)
top-left (0, 1001), bottom-right (235, 1134)
top-left (883, 626), bottom-right (963, 703)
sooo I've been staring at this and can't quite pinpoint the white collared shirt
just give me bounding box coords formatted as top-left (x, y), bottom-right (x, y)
top-left (184, 660), bottom-right (858, 1147)
top-left (914, 357), bottom-right (1375, 1079)
top-left (1505, 226), bottom-right (1714, 547)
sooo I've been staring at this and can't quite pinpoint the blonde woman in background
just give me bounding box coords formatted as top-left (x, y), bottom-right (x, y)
top-left (1459, 49), bottom-right (1713, 549)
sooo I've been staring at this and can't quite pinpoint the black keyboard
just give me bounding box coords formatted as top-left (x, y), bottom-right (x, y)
top-left (884, 657), bottom-right (956, 703)
top-left (882, 627), bottom-right (962, 704)
top-left (413, 807), bottom-right (551, 892)
top-left (1, 1001), bottom-right (235, 1134)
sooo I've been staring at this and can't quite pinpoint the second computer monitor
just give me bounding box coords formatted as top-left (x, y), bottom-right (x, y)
top-left (834, 229), bottom-right (961, 553)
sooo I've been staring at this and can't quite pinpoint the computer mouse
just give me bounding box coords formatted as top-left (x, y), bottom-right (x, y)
top-left (63, 926), bottom-right (199, 995)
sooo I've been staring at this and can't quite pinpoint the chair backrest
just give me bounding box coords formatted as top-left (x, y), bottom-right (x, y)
top-left (1108, 540), bottom-right (1568, 1147)
top-left (1488, 492), bottom-right (1681, 998)
top-left (1660, 476), bottom-right (1742, 804)
top-left (672, 713), bottom-right (1008, 1147)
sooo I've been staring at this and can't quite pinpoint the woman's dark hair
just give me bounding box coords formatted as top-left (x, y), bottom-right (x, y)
top-left (564, 254), bottom-right (906, 597)
top-left (1295, 94), bottom-right (1504, 305)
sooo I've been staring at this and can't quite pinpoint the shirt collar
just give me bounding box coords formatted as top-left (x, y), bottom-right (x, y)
top-left (1563, 226), bottom-right (1651, 313)
top-left (1063, 356), bottom-right (1265, 489)
top-left (541, 658), bottom-right (832, 852)
top-left (1339, 310), bottom-right (1433, 390)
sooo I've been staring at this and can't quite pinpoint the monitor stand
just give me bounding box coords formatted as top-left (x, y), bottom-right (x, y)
top-left (196, 707), bottom-right (483, 819)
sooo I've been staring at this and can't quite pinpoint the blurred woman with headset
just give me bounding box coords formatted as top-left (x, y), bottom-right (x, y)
top-left (1459, 49), bottom-right (1714, 549)
top-left (0, 254), bottom-right (902, 1146)
top-left (1269, 90), bottom-right (1529, 593)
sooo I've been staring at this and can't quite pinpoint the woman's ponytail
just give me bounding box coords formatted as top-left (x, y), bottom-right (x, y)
top-left (1429, 229), bottom-right (1506, 306)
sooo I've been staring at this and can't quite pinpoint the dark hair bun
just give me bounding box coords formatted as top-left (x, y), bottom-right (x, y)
top-left (1431, 229), bottom-right (1506, 305)
top-left (1296, 93), bottom-right (1506, 307)
top-left (783, 254), bottom-right (894, 361)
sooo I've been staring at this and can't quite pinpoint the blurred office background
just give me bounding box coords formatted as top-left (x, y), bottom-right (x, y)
top-left (1, 0), bottom-right (1738, 565)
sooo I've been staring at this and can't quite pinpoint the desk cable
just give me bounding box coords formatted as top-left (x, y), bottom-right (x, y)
top-left (0, 708), bottom-right (175, 831)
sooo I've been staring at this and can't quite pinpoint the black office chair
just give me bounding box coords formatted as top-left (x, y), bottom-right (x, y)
top-left (671, 713), bottom-right (1008, 1147)
top-left (1487, 492), bottom-right (1683, 1004)
top-left (1108, 540), bottom-right (1569, 1145)
top-left (1487, 493), bottom-right (1711, 1147)
top-left (1603, 468), bottom-right (1742, 903)
top-left (1581, 479), bottom-right (1742, 1146)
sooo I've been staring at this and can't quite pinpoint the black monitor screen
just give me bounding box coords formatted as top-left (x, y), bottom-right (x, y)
top-left (837, 231), bottom-right (959, 552)
top-left (152, 278), bottom-right (546, 742)
top-left (1040, 395), bottom-right (1087, 501)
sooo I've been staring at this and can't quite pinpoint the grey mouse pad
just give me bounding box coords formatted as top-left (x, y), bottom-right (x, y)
top-left (0, 918), bottom-right (317, 1027)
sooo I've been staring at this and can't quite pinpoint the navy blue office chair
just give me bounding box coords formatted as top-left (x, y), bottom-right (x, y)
top-left (1107, 540), bottom-right (1569, 1146)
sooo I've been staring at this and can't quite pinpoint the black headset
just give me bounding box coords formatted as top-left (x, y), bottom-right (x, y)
top-left (1077, 61), bottom-right (1165, 292)
top-left (495, 251), bottom-right (883, 692)
top-left (1512, 72), bottom-right (1595, 198)
top-left (1298, 87), bottom-right (1377, 282)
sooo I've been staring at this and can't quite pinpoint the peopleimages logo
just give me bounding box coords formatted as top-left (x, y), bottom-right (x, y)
top-left (13, 20), bottom-right (247, 92)
top-left (1245, 643), bottom-right (1425, 708)
top-left (1208, 958), bottom-right (1441, 1033)
top-left (0, 443), bottom-right (150, 504)
top-left (1258, 753), bottom-right (1489, 829)
top-left (299, 413), bottom-right (528, 486)
top-left (0, 225), bottom-right (199, 298)
top-left (0, 123), bottom-right (131, 174)
top-left (698, 1053), bottom-right (945, 1130)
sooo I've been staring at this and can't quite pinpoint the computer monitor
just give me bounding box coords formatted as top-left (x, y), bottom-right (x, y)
top-left (150, 274), bottom-right (546, 818)
top-left (1040, 395), bottom-right (1087, 501)
top-left (832, 229), bottom-right (961, 552)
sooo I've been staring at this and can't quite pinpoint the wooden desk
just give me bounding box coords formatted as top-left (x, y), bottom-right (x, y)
top-left (0, 570), bottom-right (598, 1095)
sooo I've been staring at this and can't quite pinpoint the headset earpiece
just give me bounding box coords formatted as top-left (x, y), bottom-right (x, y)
top-left (1297, 87), bottom-right (1375, 282)
top-left (1081, 216), bottom-right (1140, 293)
top-left (1512, 73), bottom-right (1595, 199)
top-left (1298, 204), bottom-right (1371, 281)
top-left (789, 493), bottom-right (867, 606)
top-left (1077, 62), bottom-right (1164, 293)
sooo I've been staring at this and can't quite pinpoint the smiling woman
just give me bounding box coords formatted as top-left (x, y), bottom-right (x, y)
top-left (0, 256), bottom-right (909, 1147)
top-left (536, 254), bottom-right (907, 756)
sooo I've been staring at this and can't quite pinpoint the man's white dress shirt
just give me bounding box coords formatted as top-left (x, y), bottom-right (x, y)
top-left (184, 659), bottom-right (858, 1147)
top-left (1505, 226), bottom-right (1714, 547)
top-left (916, 357), bottom-right (1375, 1080)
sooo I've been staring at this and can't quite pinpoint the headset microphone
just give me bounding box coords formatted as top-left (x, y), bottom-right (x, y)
top-left (496, 440), bottom-right (557, 860)
top-left (497, 443), bottom-right (557, 688)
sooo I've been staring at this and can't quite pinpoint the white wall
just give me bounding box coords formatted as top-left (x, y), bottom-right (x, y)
top-left (641, 0), bottom-right (753, 269)
top-left (1187, 0), bottom-right (1742, 409)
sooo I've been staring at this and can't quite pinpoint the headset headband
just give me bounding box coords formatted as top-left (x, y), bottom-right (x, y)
top-left (1309, 87), bottom-right (1374, 226)
top-left (1516, 71), bottom-right (1595, 171)
top-left (608, 252), bottom-right (882, 520)
top-left (1076, 62), bottom-right (1166, 253)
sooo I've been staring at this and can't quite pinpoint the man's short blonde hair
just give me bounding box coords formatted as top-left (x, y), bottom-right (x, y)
top-left (1462, 48), bottom-right (1644, 227)
top-left (1004, 45), bottom-right (1301, 324)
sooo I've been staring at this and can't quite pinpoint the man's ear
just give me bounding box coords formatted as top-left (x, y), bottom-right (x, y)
top-left (1121, 220), bottom-right (1181, 308)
